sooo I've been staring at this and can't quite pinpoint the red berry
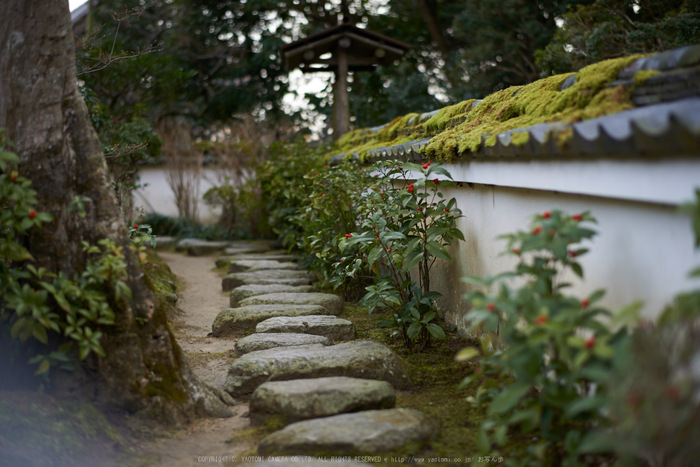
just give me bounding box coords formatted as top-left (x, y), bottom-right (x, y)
top-left (572, 214), bottom-right (583, 222)
top-left (568, 250), bottom-right (576, 258)
top-left (417, 206), bottom-right (423, 212)
top-left (531, 226), bottom-right (542, 235)
top-left (581, 298), bottom-right (590, 308)
top-left (512, 247), bottom-right (520, 254)
top-left (664, 384), bottom-right (680, 400)
top-left (433, 178), bottom-right (439, 185)
top-left (134, 224), bottom-right (139, 229)
top-left (345, 233), bottom-right (352, 239)
top-left (486, 302), bottom-right (496, 311)
top-left (534, 314), bottom-right (548, 325)
top-left (422, 162), bottom-right (431, 170)
top-left (407, 184), bottom-right (414, 193)
top-left (10, 172), bottom-right (17, 181)
top-left (584, 336), bottom-right (595, 349)
top-left (444, 208), bottom-right (450, 213)
top-left (627, 392), bottom-right (643, 409)
top-left (543, 211), bottom-right (551, 219)
top-left (29, 210), bottom-right (36, 219)
top-left (387, 248), bottom-right (392, 252)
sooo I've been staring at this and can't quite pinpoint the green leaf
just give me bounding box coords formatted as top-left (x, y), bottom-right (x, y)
top-left (426, 323), bottom-right (446, 340)
top-left (402, 250), bottom-right (423, 272)
top-left (476, 427), bottom-right (491, 453)
top-left (564, 395), bottom-right (605, 419)
top-left (455, 347), bottom-right (479, 362)
top-left (487, 382), bottom-right (531, 415)
top-left (382, 231), bottom-right (406, 241)
top-left (421, 310), bottom-right (436, 323)
top-left (407, 321), bottom-right (422, 339)
top-left (32, 324), bottom-right (48, 344)
top-left (426, 241), bottom-right (451, 260)
top-left (35, 359), bottom-right (51, 375)
top-left (10, 317), bottom-right (27, 340)
top-left (365, 246), bottom-right (381, 266)
top-left (571, 262), bottom-right (583, 278)
top-left (577, 430), bottom-right (616, 454)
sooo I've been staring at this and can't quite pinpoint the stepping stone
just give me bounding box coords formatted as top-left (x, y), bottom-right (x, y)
top-left (217, 255), bottom-right (298, 268)
top-left (235, 333), bottom-right (333, 356)
top-left (249, 376), bottom-right (395, 426)
top-left (228, 260), bottom-right (301, 273)
top-left (222, 270), bottom-right (316, 291)
top-left (212, 305), bottom-right (329, 337)
top-left (154, 236), bottom-right (177, 250)
top-left (230, 284), bottom-right (315, 308)
top-left (256, 315), bottom-right (355, 341)
top-left (224, 339), bottom-right (412, 397)
top-left (257, 408), bottom-right (434, 456)
top-left (239, 292), bottom-right (342, 315)
top-left (224, 243), bottom-right (274, 256)
top-left (176, 238), bottom-right (231, 256)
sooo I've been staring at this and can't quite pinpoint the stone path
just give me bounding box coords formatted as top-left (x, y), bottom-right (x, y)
top-left (173, 239), bottom-right (435, 460)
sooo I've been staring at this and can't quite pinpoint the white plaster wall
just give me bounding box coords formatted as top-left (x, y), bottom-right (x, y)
top-left (133, 167), bottom-right (223, 223)
top-left (433, 182), bottom-right (700, 334)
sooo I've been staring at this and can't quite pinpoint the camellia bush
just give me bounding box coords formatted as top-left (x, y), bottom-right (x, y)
top-left (0, 135), bottom-right (130, 379)
top-left (339, 160), bottom-right (464, 350)
top-left (459, 210), bottom-right (633, 465)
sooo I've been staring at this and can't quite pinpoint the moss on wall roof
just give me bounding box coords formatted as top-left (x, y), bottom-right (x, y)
top-left (331, 45), bottom-right (700, 162)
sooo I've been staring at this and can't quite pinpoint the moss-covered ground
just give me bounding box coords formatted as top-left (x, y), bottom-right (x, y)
top-left (0, 391), bottom-right (128, 467)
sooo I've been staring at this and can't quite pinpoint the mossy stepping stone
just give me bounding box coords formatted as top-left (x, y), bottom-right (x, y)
top-left (257, 408), bottom-right (434, 456)
top-left (249, 376), bottom-right (395, 426)
top-left (230, 284), bottom-right (316, 308)
top-left (228, 260), bottom-right (301, 273)
top-left (238, 292), bottom-right (342, 315)
top-left (176, 238), bottom-right (231, 256)
top-left (234, 333), bottom-right (333, 356)
top-left (212, 305), bottom-right (328, 337)
top-left (222, 270), bottom-right (316, 291)
top-left (224, 339), bottom-right (412, 397)
top-left (255, 315), bottom-right (355, 341)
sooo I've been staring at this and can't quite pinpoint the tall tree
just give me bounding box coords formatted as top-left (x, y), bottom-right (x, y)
top-left (537, 0), bottom-right (700, 75)
top-left (0, 0), bottom-right (230, 423)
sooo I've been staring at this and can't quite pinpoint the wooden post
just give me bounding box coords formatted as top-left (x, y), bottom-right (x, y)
top-left (333, 47), bottom-right (349, 140)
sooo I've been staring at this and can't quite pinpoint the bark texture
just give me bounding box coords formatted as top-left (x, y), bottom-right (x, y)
top-left (0, 0), bottom-right (230, 424)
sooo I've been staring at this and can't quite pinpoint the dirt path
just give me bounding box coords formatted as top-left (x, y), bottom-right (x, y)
top-left (133, 252), bottom-right (254, 466)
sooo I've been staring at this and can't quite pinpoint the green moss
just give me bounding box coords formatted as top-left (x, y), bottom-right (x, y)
top-left (332, 53), bottom-right (647, 162)
top-left (0, 392), bottom-right (125, 465)
top-left (510, 131), bottom-right (531, 147)
top-left (632, 68), bottom-right (661, 88)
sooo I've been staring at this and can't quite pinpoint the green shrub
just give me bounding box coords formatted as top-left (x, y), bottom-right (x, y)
top-left (139, 212), bottom-right (237, 241)
top-left (202, 176), bottom-right (268, 239)
top-left (460, 210), bottom-right (632, 465)
top-left (257, 140), bottom-right (327, 248)
top-left (602, 192), bottom-right (700, 466)
top-left (340, 160), bottom-right (464, 350)
top-left (0, 136), bottom-right (130, 378)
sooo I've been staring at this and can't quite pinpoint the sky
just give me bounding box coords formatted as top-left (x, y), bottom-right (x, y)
top-left (70, 0), bottom-right (86, 12)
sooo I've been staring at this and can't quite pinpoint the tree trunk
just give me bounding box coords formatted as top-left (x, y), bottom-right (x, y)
top-left (0, 0), bottom-right (231, 425)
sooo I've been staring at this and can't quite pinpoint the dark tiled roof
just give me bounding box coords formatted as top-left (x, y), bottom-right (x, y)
top-left (337, 45), bottom-right (700, 162)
